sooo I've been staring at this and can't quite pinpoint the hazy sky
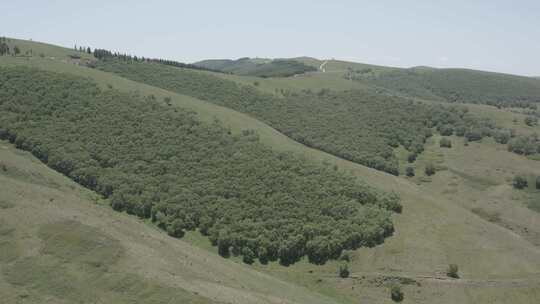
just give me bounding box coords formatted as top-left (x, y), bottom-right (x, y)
top-left (2, 0), bottom-right (539, 76)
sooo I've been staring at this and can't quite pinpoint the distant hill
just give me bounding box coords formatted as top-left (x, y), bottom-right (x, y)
top-left (345, 66), bottom-right (540, 108)
top-left (194, 57), bottom-right (317, 77)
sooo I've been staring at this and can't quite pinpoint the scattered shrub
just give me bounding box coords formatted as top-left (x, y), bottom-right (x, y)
top-left (464, 130), bottom-right (482, 142)
top-left (425, 163), bottom-right (436, 176)
top-left (536, 176), bottom-right (540, 190)
top-left (439, 138), bottom-right (452, 148)
top-left (390, 284), bottom-right (404, 302)
top-left (524, 116), bottom-right (538, 126)
top-left (447, 264), bottom-right (459, 278)
top-left (339, 251), bottom-right (351, 262)
top-left (407, 153), bottom-right (417, 163)
top-left (339, 264), bottom-right (350, 278)
top-left (508, 135), bottom-right (540, 155)
top-left (405, 166), bottom-right (415, 177)
top-left (513, 175), bottom-right (528, 189)
top-left (493, 129), bottom-right (511, 144)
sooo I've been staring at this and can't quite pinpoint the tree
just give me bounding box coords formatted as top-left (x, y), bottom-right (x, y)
top-left (447, 264), bottom-right (459, 278)
top-left (339, 251), bottom-right (351, 262)
top-left (513, 175), bottom-right (528, 189)
top-left (524, 116), bottom-right (538, 126)
top-left (390, 284), bottom-right (404, 302)
top-left (465, 130), bottom-right (482, 142)
top-left (494, 130), bottom-right (511, 144)
top-left (437, 124), bottom-right (453, 136)
top-left (407, 153), bottom-right (417, 163)
top-left (425, 163), bottom-right (436, 176)
top-left (0, 43), bottom-right (10, 55)
top-left (338, 264), bottom-right (350, 278)
top-left (167, 219), bottom-right (185, 238)
top-left (242, 247), bottom-right (255, 264)
top-left (405, 166), bottom-right (415, 177)
top-left (86, 47), bottom-right (92, 54)
top-left (536, 176), bottom-right (540, 190)
top-left (13, 46), bottom-right (20, 56)
top-left (439, 138), bottom-right (452, 148)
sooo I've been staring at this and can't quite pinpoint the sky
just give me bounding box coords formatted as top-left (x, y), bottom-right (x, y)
top-left (2, 0), bottom-right (539, 76)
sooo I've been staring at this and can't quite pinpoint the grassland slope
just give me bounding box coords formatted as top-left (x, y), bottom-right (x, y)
top-left (0, 142), bottom-right (343, 304)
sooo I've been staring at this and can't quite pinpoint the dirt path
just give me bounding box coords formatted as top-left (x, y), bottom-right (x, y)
top-left (319, 60), bottom-right (328, 72)
top-left (348, 271), bottom-right (540, 288)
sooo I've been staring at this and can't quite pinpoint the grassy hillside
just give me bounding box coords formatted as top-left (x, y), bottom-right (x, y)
top-left (1, 39), bottom-right (540, 303)
top-left (194, 57), bottom-right (317, 77)
top-left (346, 66), bottom-right (540, 108)
top-left (0, 141), bottom-right (344, 304)
top-left (94, 59), bottom-right (512, 175)
top-left (1, 37), bottom-right (93, 61)
top-left (0, 66), bottom-right (399, 266)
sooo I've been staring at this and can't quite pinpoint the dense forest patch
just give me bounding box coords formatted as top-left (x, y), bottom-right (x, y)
top-left (0, 66), bottom-right (400, 265)
top-left (94, 60), bottom-right (503, 175)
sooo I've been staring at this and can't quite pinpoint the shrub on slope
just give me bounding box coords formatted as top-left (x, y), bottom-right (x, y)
top-left (0, 66), bottom-right (400, 265)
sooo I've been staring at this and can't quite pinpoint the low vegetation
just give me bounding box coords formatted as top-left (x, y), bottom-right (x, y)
top-left (512, 175), bottom-right (528, 189)
top-left (508, 134), bottom-right (540, 156)
top-left (405, 166), bottom-right (415, 177)
top-left (0, 66), bottom-right (400, 266)
top-left (447, 264), bottom-right (459, 278)
top-left (425, 163), bottom-right (436, 176)
top-left (338, 264), bottom-right (350, 278)
top-left (390, 284), bottom-right (404, 302)
top-left (440, 138), bottom-right (452, 148)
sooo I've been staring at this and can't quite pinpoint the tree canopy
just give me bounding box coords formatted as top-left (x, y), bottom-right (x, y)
top-left (0, 66), bottom-right (400, 265)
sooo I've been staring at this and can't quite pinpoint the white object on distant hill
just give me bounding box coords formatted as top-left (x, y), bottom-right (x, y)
top-left (319, 60), bottom-right (328, 72)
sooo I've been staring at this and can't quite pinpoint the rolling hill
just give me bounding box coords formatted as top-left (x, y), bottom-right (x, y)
top-left (1, 38), bottom-right (540, 304)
